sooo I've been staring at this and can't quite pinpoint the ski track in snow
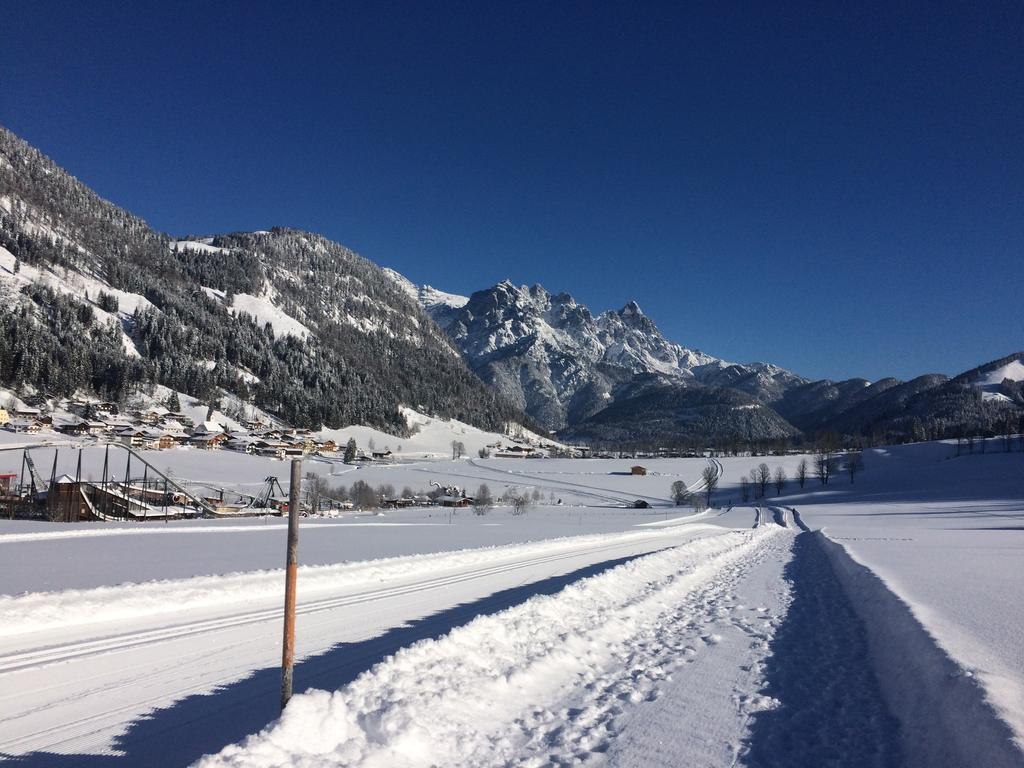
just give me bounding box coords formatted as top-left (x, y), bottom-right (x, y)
top-left (0, 526), bottom-right (720, 639)
top-left (196, 528), bottom-right (782, 768)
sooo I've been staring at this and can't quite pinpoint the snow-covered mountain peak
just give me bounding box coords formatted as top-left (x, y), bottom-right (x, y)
top-left (395, 278), bottom-right (799, 430)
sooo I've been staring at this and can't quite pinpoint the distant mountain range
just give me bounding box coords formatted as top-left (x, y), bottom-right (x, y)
top-left (388, 273), bottom-right (1024, 446)
top-left (1, 123), bottom-right (1021, 445)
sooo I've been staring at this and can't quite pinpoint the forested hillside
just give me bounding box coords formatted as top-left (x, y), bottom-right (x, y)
top-left (0, 125), bottom-right (525, 434)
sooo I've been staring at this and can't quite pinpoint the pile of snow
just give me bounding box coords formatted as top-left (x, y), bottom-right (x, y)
top-left (819, 533), bottom-right (1024, 768)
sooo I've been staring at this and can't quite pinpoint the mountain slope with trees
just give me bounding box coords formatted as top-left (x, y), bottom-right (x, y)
top-left (0, 124), bottom-right (527, 434)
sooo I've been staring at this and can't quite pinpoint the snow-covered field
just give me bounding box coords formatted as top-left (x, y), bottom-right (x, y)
top-left (1, 441), bottom-right (1022, 767)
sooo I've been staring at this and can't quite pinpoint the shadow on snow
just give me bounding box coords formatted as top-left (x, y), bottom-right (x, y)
top-left (743, 532), bottom-right (904, 768)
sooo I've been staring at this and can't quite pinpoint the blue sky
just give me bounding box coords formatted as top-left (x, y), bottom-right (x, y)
top-left (2, 1), bottom-right (1021, 380)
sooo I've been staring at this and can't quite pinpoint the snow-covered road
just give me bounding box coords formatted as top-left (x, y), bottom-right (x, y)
top-left (0, 521), bottom-right (725, 765)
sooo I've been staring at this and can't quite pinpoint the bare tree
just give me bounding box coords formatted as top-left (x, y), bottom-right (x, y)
top-left (351, 479), bottom-right (378, 510)
top-left (773, 466), bottom-right (787, 495)
top-left (846, 452), bottom-right (864, 483)
top-left (473, 484), bottom-right (493, 515)
top-left (814, 451), bottom-right (835, 485)
top-left (511, 494), bottom-right (530, 516)
top-left (701, 465), bottom-right (719, 507)
top-left (755, 462), bottom-right (771, 498)
top-left (305, 471), bottom-right (329, 515)
top-left (451, 440), bottom-right (465, 460)
top-left (670, 480), bottom-right (688, 506)
top-left (739, 476), bottom-right (750, 503)
top-left (795, 457), bottom-right (808, 488)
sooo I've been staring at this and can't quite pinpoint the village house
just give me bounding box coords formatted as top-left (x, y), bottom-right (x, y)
top-left (118, 426), bottom-right (150, 448)
top-left (136, 406), bottom-right (169, 425)
top-left (189, 432), bottom-right (228, 450)
top-left (191, 420), bottom-right (225, 437)
top-left (151, 430), bottom-right (179, 450)
top-left (495, 445), bottom-right (531, 458)
top-left (226, 435), bottom-right (258, 454)
top-left (159, 419), bottom-right (187, 433)
top-left (59, 417), bottom-right (106, 437)
top-left (438, 496), bottom-right (473, 508)
top-left (101, 417), bottom-right (135, 434)
top-left (0, 408), bottom-right (8, 427)
top-left (6, 418), bottom-right (41, 434)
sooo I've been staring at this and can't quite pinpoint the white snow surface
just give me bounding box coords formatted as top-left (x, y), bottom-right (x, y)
top-left (201, 284), bottom-right (310, 339)
top-left (977, 358), bottom-right (1024, 386)
top-left (173, 240), bottom-right (230, 254)
top-left (232, 292), bottom-right (311, 339)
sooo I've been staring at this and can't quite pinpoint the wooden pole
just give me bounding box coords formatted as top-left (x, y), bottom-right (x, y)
top-left (74, 449), bottom-right (82, 522)
top-left (281, 458), bottom-right (302, 711)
